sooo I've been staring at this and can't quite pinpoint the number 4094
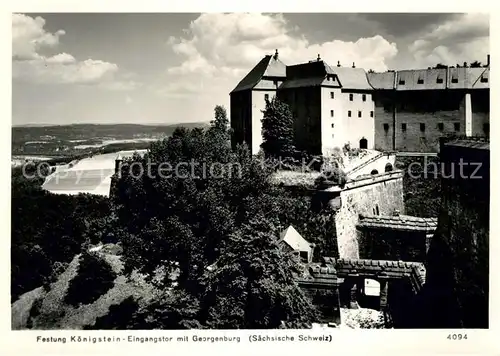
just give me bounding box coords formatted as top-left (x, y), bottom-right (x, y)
top-left (447, 334), bottom-right (467, 340)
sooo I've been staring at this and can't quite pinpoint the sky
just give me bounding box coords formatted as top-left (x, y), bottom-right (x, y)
top-left (12, 13), bottom-right (490, 126)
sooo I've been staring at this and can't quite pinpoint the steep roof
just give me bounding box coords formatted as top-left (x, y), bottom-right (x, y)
top-left (367, 67), bottom-right (490, 90)
top-left (396, 69), bottom-right (447, 90)
top-left (280, 225), bottom-right (312, 252)
top-left (281, 60), bottom-right (371, 90)
top-left (279, 77), bottom-right (328, 89)
top-left (230, 55), bottom-right (286, 93)
top-left (330, 66), bottom-right (373, 90)
top-left (357, 214), bottom-right (438, 232)
top-left (367, 72), bottom-right (395, 89)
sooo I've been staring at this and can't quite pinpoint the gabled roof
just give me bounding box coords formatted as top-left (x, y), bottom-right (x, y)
top-left (230, 55), bottom-right (286, 93)
top-left (279, 60), bottom-right (371, 90)
top-left (280, 225), bottom-right (312, 252)
top-left (367, 72), bottom-right (395, 89)
top-left (396, 69), bottom-right (447, 90)
top-left (469, 67), bottom-right (490, 89)
top-left (367, 67), bottom-right (490, 90)
top-left (330, 66), bottom-right (373, 90)
top-left (357, 214), bottom-right (438, 232)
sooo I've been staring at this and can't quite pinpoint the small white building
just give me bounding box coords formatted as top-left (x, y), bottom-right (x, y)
top-left (279, 225), bottom-right (315, 263)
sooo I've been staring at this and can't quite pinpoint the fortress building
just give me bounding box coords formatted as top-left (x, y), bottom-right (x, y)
top-left (230, 51), bottom-right (490, 154)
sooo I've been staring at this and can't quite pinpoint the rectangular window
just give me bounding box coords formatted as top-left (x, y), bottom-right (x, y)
top-left (420, 123), bottom-right (425, 132)
top-left (330, 92), bottom-right (334, 99)
top-left (264, 94), bottom-right (269, 101)
top-left (331, 123), bottom-right (334, 128)
top-left (399, 79), bottom-right (405, 85)
top-left (370, 111), bottom-right (374, 118)
top-left (349, 94), bottom-right (354, 101)
top-left (438, 123), bottom-right (444, 131)
top-left (348, 110), bottom-right (352, 117)
top-left (454, 123), bottom-right (460, 131)
top-left (417, 78), bottom-right (424, 84)
top-left (402, 123), bottom-right (407, 132)
top-left (358, 111), bottom-right (362, 118)
top-left (273, 80), bottom-right (278, 86)
top-left (332, 134), bottom-right (335, 139)
top-left (330, 110), bottom-right (334, 117)
top-left (436, 78), bottom-right (444, 84)
top-left (451, 77), bottom-right (458, 84)
top-left (480, 76), bottom-right (488, 83)
top-left (383, 123), bottom-right (389, 131)
top-left (362, 94), bottom-right (366, 102)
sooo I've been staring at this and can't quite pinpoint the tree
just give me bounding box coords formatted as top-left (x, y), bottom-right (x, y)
top-left (470, 60), bottom-right (482, 68)
top-left (260, 97), bottom-right (296, 159)
top-left (112, 106), bottom-right (319, 328)
top-left (368, 69), bottom-right (375, 73)
top-left (11, 165), bottom-right (111, 302)
top-left (200, 218), bottom-right (318, 329)
top-left (433, 63), bottom-right (448, 69)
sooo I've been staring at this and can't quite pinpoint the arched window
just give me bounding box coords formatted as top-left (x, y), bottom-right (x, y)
top-left (371, 169), bottom-right (378, 175)
top-left (385, 163), bottom-right (393, 172)
top-left (360, 138), bottom-right (368, 149)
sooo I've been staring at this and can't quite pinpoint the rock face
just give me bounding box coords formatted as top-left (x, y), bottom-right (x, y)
top-left (424, 138), bottom-right (489, 328)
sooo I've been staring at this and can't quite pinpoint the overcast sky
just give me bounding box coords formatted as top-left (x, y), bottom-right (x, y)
top-left (12, 13), bottom-right (489, 126)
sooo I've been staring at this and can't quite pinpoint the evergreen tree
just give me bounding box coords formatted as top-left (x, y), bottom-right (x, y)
top-left (260, 97), bottom-right (296, 159)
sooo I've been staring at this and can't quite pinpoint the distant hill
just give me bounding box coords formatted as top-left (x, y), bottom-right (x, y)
top-left (11, 122), bottom-right (212, 152)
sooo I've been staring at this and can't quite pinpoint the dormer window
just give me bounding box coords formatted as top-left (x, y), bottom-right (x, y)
top-left (480, 76), bottom-right (488, 83)
top-left (417, 78), bottom-right (424, 84)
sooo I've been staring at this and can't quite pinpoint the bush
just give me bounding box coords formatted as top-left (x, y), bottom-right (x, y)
top-left (314, 168), bottom-right (347, 188)
top-left (64, 252), bottom-right (117, 307)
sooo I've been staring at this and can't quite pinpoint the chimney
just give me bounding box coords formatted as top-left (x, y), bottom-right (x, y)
top-left (463, 61), bottom-right (468, 68)
top-left (352, 62), bottom-right (356, 68)
top-left (317, 54), bottom-right (321, 62)
top-left (393, 209), bottom-right (400, 217)
top-left (487, 54), bottom-right (490, 67)
top-left (274, 49), bottom-right (279, 60)
top-left (337, 61), bottom-right (341, 67)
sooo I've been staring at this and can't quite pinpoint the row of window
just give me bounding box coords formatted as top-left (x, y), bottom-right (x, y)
top-left (266, 92), bottom-right (372, 103)
top-left (383, 122), bottom-right (462, 132)
top-left (334, 110), bottom-right (374, 118)
top-left (398, 76), bottom-right (488, 85)
top-left (330, 92), bottom-right (369, 102)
